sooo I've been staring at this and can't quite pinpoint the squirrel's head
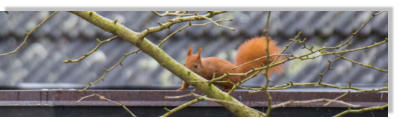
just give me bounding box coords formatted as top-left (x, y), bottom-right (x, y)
top-left (184, 45), bottom-right (204, 74)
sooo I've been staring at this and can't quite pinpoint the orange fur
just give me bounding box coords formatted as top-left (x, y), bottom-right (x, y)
top-left (235, 36), bottom-right (284, 75)
top-left (178, 36), bottom-right (284, 91)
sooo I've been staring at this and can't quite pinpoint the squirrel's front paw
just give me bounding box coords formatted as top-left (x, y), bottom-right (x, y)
top-left (177, 87), bottom-right (186, 91)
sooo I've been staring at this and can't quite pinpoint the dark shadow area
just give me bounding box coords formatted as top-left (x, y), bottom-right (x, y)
top-left (0, 106), bottom-right (387, 117)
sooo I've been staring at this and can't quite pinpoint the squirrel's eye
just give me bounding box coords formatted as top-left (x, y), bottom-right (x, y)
top-left (194, 65), bottom-right (198, 69)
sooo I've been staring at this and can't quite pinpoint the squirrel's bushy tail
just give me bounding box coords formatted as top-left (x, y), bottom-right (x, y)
top-left (234, 36), bottom-right (284, 76)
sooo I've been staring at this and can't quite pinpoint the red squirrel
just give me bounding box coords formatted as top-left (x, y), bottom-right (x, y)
top-left (179, 36), bottom-right (284, 91)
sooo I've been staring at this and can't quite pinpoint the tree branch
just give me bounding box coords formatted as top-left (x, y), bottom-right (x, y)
top-left (263, 11), bottom-right (273, 117)
top-left (335, 54), bottom-right (387, 72)
top-left (334, 104), bottom-right (388, 117)
top-left (63, 36), bottom-right (118, 63)
top-left (152, 11), bottom-right (193, 17)
top-left (140, 11), bottom-right (226, 37)
top-left (79, 49), bottom-right (141, 92)
top-left (0, 11), bottom-right (59, 56)
top-left (271, 98), bottom-right (362, 109)
top-left (161, 97), bottom-right (204, 117)
top-left (70, 11), bottom-right (265, 117)
top-left (79, 22), bottom-right (191, 91)
top-left (77, 93), bottom-right (136, 117)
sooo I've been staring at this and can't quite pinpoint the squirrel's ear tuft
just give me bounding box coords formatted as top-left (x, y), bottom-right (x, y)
top-left (197, 47), bottom-right (203, 64)
top-left (197, 47), bottom-right (202, 58)
top-left (187, 45), bottom-right (193, 56)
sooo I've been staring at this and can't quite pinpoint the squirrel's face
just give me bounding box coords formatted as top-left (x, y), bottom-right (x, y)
top-left (185, 54), bottom-right (202, 72)
top-left (184, 45), bottom-right (204, 75)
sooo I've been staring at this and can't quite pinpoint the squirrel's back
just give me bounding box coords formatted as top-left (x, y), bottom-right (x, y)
top-left (235, 36), bottom-right (284, 75)
top-left (180, 36), bottom-right (284, 91)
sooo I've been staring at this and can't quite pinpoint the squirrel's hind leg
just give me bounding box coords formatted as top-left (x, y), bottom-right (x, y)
top-left (177, 81), bottom-right (189, 91)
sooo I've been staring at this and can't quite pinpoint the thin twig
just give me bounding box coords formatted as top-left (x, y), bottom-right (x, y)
top-left (0, 11), bottom-right (59, 56)
top-left (271, 98), bottom-right (362, 109)
top-left (263, 11), bottom-right (273, 117)
top-left (265, 82), bottom-right (388, 92)
top-left (202, 16), bottom-right (236, 31)
top-left (158, 23), bottom-right (191, 47)
top-left (140, 11), bottom-right (226, 37)
top-left (79, 49), bottom-right (141, 92)
top-left (227, 70), bottom-right (261, 95)
top-left (191, 93), bottom-right (241, 106)
top-left (76, 93), bottom-right (137, 117)
top-left (232, 54), bottom-right (290, 70)
top-left (191, 18), bottom-right (233, 27)
top-left (311, 38), bottom-right (388, 59)
top-left (323, 91), bottom-right (350, 107)
top-left (64, 36), bottom-right (118, 63)
top-left (166, 92), bottom-right (243, 106)
top-left (164, 93), bottom-right (194, 99)
top-left (161, 97), bottom-right (204, 117)
top-left (152, 11), bottom-right (193, 17)
top-left (334, 104), bottom-right (388, 117)
top-left (152, 11), bottom-right (169, 16)
top-left (162, 92), bottom-right (243, 117)
top-left (316, 60), bottom-right (334, 85)
top-left (336, 54), bottom-right (387, 72)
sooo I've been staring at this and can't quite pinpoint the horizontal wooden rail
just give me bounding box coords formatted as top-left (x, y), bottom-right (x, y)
top-left (0, 89), bottom-right (387, 107)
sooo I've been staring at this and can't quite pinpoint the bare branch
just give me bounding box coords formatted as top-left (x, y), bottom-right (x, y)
top-left (77, 93), bottom-right (136, 117)
top-left (323, 91), bottom-right (350, 107)
top-left (336, 54), bottom-right (387, 72)
top-left (140, 11), bottom-right (226, 37)
top-left (63, 36), bottom-right (118, 63)
top-left (0, 11), bottom-right (59, 56)
top-left (265, 82), bottom-right (388, 92)
top-left (163, 92), bottom-right (248, 117)
top-left (351, 11), bottom-right (383, 36)
top-left (227, 70), bottom-right (261, 95)
top-left (313, 38), bottom-right (388, 58)
top-left (161, 97), bottom-right (204, 117)
top-left (164, 93), bottom-right (194, 99)
top-left (158, 23), bottom-right (191, 47)
top-left (263, 11), bottom-right (273, 117)
top-left (272, 98), bottom-right (362, 109)
top-left (264, 11), bottom-right (271, 38)
top-left (152, 11), bottom-right (193, 17)
top-left (334, 104), bottom-right (388, 117)
top-left (191, 18), bottom-right (233, 27)
top-left (79, 49), bottom-right (140, 92)
top-left (201, 16), bottom-right (236, 31)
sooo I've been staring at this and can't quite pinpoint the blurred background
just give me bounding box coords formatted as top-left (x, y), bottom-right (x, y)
top-left (0, 11), bottom-right (388, 90)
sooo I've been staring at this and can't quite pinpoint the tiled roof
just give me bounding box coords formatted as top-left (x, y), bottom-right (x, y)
top-left (0, 11), bottom-right (388, 89)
